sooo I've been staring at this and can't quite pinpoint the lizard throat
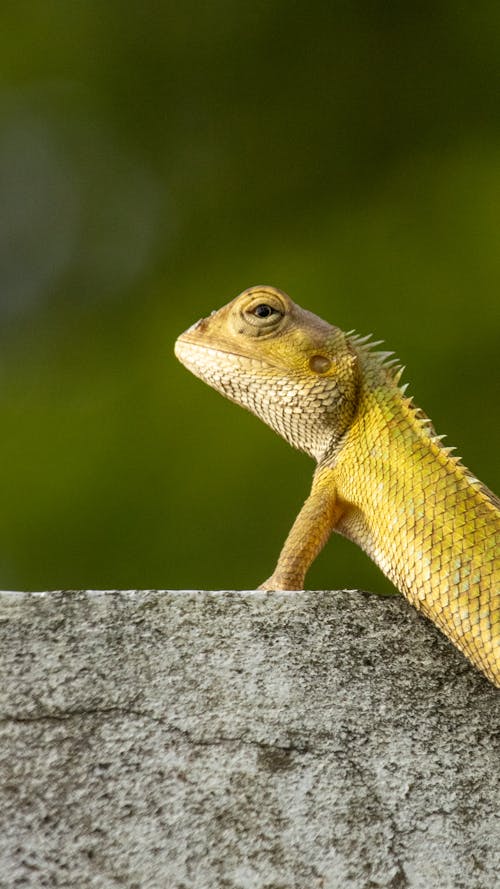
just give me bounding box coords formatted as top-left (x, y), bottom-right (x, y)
top-left (175, 338), bottom-right (355, 461)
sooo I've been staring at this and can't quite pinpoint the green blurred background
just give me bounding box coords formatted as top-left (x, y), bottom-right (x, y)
top-left (0, 1), bottom-right (498, 593)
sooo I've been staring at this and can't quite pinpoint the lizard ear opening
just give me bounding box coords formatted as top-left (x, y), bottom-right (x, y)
top-left (309, 355), bottom-right (332, 374)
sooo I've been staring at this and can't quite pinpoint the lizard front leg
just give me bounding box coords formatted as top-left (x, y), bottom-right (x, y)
top-left (259, 467), bottom-right (342, 591)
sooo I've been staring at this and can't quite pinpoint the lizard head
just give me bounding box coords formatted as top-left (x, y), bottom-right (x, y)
top-left (175, 285), bottom-right (359, 460)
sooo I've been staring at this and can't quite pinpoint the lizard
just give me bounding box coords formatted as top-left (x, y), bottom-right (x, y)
top-left (175, 285), bottom-right (500, 686)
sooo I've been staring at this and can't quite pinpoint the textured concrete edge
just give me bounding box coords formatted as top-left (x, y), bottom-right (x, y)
top-left (0, 588), bottom-right (362, 595)
top-left (1, 587), bottom-right (492, 692)
top-left (0, 588), bottom-right (384, 616)
top-left (1, 587), bottom-right (498, 889)
top-left (0, 588), bottom-right (366, 604)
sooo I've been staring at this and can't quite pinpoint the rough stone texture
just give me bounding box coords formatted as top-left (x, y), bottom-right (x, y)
top-left (0, 589), bottom-right (499, 889)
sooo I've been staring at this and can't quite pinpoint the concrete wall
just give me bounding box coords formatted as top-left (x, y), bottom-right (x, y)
top-left (0, 589), bottom-right (498, 889)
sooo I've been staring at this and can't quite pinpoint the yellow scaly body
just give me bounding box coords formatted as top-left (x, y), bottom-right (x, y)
top-left (175, 286), bottom-right (500, 685)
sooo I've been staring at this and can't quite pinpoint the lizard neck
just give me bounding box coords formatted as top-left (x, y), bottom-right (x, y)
top-left (336, 341), bottom-right (498, 509)
top-left (330, 343), bottom-right (490, 519)
top-left (330, 347), bottom-right (499, 637)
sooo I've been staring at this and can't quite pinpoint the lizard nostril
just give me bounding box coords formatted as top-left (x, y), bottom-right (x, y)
top-left (187, 317), bottom-right (208, 333)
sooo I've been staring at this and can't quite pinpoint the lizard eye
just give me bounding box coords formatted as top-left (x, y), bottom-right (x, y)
top-left (240, 298), bottom-right (284, 334)
top-left (252, 304), bottom-right (278, 318)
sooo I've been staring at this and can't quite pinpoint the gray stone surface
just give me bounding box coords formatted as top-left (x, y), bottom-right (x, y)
top-left (0, 589), bottom-right (499, 889)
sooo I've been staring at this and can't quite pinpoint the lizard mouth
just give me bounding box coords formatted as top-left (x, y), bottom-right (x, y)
top-left (175, 335), bottom-right (239, 363)
top-left (174, 334), bottom-right (283, 370)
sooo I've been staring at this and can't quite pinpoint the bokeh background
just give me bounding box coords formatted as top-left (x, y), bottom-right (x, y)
top-left (0, 2), bottom-right (498, 593)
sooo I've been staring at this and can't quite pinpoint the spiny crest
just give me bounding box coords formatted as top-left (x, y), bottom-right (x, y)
top-left (355, 339), bottom-right (499, 506)
top-left (400, 391), bottom-right (495, 500)
top-left (358, 330), bottom-right (500, 509)
top-left (348, 330), bottom-right (472, 468)
top-left (348, 330), bottom-right (406, 387)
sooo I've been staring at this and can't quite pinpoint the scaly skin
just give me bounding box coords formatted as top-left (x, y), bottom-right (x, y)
top-left (175, 286), bottom-right (500, 685)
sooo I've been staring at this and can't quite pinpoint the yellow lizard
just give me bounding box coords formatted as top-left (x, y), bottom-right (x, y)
top-left (175, 286), bottom-right (500, 686)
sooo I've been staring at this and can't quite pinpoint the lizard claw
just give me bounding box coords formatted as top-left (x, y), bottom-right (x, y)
top-left (258, 578), bottom-right (275, 591)
top-left (258, 574), bottom-right (303, 591)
